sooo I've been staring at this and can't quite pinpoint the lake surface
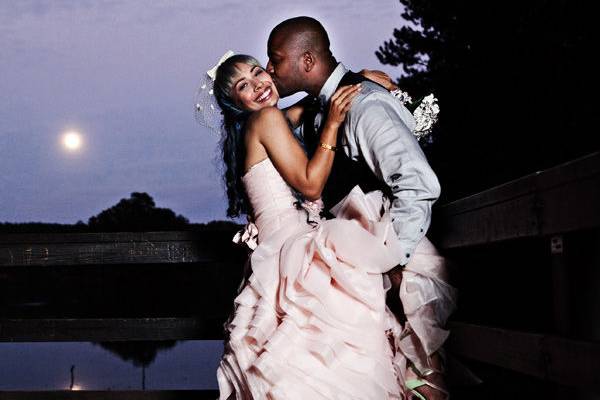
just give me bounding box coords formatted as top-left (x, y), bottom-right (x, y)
top-left (0, 340), bottom-right (222, 390)
top-left (0, 234), bottom-right (242, 391)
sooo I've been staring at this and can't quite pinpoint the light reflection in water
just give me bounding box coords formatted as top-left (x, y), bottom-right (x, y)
top-left (0, 340), bottom-right (223, 390)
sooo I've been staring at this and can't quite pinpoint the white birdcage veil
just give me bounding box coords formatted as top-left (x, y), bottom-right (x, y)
top-left (194, 50), bottom-right (235, 132)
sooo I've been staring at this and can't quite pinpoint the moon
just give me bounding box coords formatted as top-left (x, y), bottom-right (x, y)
top-left (62, 131), bottom-right (82, 151)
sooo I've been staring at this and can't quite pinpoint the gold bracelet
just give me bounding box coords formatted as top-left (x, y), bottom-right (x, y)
top-left (319, 142), bottom-right (337, 152)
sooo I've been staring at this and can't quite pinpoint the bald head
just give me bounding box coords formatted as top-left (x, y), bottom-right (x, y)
top-left (268, 16), bottom-right (332, 60)
top-left (267, 16), bottom-right (337, 97)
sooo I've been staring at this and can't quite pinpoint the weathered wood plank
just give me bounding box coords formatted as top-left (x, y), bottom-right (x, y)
top-left (0, 391), bottom-right (218, 400)
top-left (0, 318), bottom-right (224, 342)
top-left (434, 152), bottom-right (600, 248)
top-left (447, 322), bottom-right (545, 378)
top-left (447, 321), bottom-right (600, 390)
top-left (0, 231), bottom-right (241, 267)
top-left (0, 241), bottom-right (208, 267)
top-left (545, 335), bottom-right (600, 389)
top-left (538, 171), bottom-right (600, 235)
top-left (435, 193), bottom-right (540, 247)
top-left (0, 231), bottom-right (208, 244)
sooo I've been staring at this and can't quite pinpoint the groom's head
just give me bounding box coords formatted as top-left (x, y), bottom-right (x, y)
top-left (267, 16), bottom-right (337, 97)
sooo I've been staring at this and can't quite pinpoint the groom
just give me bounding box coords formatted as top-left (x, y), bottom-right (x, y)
top-left (267, 16), bottom-right (452, 398)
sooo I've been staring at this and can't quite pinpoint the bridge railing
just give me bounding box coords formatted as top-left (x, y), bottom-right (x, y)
top-left (1, 152), bottom-right (598, 398)
top-left (432, 151), bottom-right (600, 395)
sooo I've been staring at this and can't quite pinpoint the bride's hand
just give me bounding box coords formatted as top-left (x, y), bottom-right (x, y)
top-left (360, 69), bottom-right (398, 91)
top-left (325, 84), bottom-right (361, 129)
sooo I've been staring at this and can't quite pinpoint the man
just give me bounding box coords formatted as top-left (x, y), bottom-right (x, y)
top-left (267, 16), bottom-right (455, 399)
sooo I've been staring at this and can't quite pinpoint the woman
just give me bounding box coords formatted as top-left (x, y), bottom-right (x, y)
top-left (209, 54), bottom-right (451, 400)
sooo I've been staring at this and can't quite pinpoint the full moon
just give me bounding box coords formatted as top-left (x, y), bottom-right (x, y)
top-left (62, 131), bottom-right (82, 151)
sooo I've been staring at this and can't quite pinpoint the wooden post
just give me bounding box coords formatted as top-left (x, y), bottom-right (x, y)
top-left (549, 234), bottom-right (573, 399)
top-left (550, 235), bottom-right (571, 336)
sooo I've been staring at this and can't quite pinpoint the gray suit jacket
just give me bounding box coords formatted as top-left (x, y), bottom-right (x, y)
top-left (312, 63), bottom-right (441, 266)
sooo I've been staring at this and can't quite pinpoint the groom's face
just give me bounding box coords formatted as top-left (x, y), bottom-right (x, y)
top-left (267, 39), bottom-right (302, 97)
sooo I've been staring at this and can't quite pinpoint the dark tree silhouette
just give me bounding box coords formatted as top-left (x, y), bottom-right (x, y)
top-left (377, 0), bottom-right (598, 202)
top-left (0, 193), bottom-right (241, 233)
top-left (88, 192), bottom-right (189, 232)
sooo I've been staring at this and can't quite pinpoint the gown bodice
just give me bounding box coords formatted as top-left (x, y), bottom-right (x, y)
top-left (242, 158), bottom-right (308, 241)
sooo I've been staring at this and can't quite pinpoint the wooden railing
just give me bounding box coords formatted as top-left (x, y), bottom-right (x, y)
top-left (1, 152), bottom-right (599, 398)
top-left (0, 230), bottom-right (245, 399)
top-left (432, 152), bottom-right (600, 396)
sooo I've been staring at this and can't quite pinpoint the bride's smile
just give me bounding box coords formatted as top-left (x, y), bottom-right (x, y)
top-left (231, 63), bottom-right (279, 111)
top-left (255, 86), bottom-right (273, 103)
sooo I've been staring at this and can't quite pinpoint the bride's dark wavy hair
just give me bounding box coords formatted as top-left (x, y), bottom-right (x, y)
top-left (213, 54), bottom-right (262, 218)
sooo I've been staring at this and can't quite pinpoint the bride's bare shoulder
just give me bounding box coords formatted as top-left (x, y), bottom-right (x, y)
top-left (247, 106), bottom-right (286, 129)
top-left (245, 107), bottom-right (287, 146)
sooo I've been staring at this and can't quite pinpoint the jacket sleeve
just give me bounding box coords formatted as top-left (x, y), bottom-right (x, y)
top-left (345, 89), bottom-right (441, 266)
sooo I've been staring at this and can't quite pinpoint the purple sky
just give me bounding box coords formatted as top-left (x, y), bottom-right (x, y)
top-left (0, 0), bottom-right (407, 224)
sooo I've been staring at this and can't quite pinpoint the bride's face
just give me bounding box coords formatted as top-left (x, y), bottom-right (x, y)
top-left (231, 62), bottom-right (279, 111)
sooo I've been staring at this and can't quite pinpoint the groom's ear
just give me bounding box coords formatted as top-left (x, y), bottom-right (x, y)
top-left (301, 51), bottom-right (315, 73)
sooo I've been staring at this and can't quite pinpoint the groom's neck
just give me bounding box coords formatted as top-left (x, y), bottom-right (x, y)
top-left (306, 58), bottom-right (338, 97)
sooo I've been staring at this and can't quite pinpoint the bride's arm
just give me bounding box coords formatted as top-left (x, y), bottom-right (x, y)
top-left (247, 84), bottom-right (360, 200)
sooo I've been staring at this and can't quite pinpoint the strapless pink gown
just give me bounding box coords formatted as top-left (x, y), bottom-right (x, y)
top-left (217, 158), bottom-right (456, 399)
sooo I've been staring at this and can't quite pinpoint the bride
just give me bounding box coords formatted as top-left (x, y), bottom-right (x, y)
top-left (201, 53), bottom-right (450, 399)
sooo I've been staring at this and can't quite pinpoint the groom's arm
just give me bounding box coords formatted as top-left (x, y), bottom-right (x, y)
top-left (346, 88), bottom-right (441, 266)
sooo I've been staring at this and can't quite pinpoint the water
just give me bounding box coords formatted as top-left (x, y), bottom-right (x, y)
top-left (0, 340), bottom-right (222, 390)
top-left (0, 239), bottom-right (243, 392)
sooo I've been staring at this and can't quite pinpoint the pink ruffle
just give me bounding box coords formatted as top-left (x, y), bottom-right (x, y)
top-left (219, 186), bottom-right (456, 399)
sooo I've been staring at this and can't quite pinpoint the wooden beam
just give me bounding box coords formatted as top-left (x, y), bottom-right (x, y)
top-left (0, 231), bottom-right (241, 267)
top-left (434, 152), bottom-right (600, 248)
top-left (0, 231), bottom-right (212, 244)
top-left (0, 391), bottom-right (218, 400)
top-left (0, 318), bottom-right (224, 342)
top-left (446, 321), bottom-right (600, 390)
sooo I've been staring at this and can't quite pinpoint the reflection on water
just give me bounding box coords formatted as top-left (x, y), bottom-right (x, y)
top-left (0, 248), bottom-right (244, 391)
top-left (0, 340), bottom-right (222, 390)
top-left (98, 340), bottom-right (178, 368)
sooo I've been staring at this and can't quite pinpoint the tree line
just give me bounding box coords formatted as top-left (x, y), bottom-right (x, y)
top-left (377, 0), bottom-right (598, 202)
top-left (0, 192), bottom-right (239, 233)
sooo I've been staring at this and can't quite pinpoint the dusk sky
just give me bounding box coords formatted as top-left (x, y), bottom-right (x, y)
top-left (1, 0), bottom-right (407, 224)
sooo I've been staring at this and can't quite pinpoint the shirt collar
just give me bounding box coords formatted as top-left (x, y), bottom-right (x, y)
top-left (318, 62), bottom-right (348, 107)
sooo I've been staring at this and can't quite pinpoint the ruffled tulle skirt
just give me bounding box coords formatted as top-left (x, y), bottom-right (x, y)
top-left (217, 186), bottom-right (456, 399)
